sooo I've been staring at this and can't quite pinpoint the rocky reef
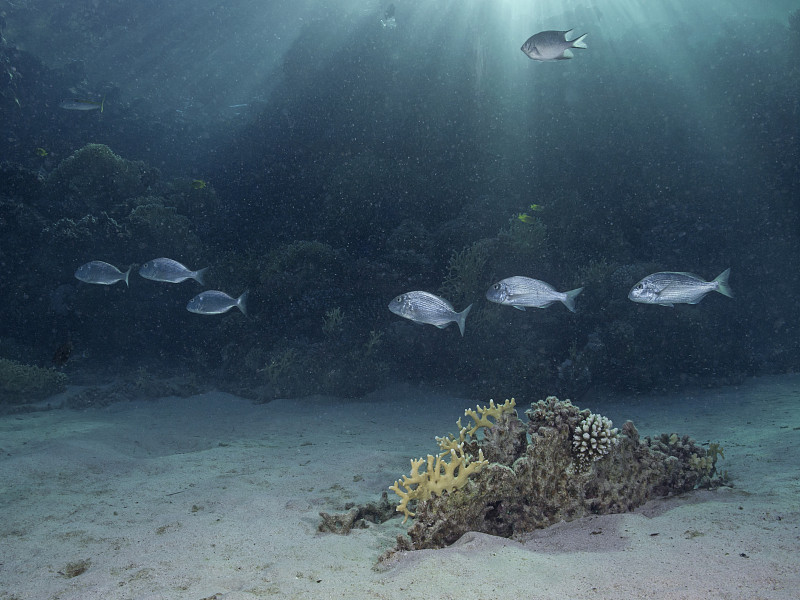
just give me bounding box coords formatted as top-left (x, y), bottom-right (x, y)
top-left (386, 396), bottom-right (725, 552)
top-left (0, 358), bottom-right (67, 405)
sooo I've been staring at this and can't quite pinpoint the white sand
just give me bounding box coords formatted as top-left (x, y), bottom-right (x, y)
top-left (1, 376), bottom-right (798, 599)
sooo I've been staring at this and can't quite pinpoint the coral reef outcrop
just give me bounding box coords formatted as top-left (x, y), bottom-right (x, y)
top-left (389, 396), bottom-right (725, 551)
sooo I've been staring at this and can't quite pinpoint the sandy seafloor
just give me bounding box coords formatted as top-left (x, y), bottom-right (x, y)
top-left (1, 374), bottom-right (799, 600)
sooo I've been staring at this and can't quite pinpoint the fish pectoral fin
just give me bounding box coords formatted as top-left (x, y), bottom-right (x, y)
top-left (658, 302), bottom-right (675, 307)
top-left (653, 284), bottom-right (673, 298)
top-left (513, 306), bottom-right (526, 311)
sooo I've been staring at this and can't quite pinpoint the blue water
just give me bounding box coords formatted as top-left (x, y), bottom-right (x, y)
top-left (2, 5), bottom-right (799, 595)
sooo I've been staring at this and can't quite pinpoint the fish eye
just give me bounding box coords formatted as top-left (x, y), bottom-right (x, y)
top-left (635, 283), bottom-right (643, 290)
top-left (493, 284), bottom-right (500, 290)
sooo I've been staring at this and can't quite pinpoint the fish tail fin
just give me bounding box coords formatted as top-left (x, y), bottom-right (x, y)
top-left (237, 290), bottom-right (249, 316)
top-left (123, 266), bottom-right (132, 287)
top-left (713, 268), bottom-right (734, 298)
top-left (562, 287), bottom-right (584, 312)
top-left (194, 267), bottom-right (209, 286)
top-left (457, 303), bottom-right (473, 337)
top-left (571, 33), bottom-right (588, 49)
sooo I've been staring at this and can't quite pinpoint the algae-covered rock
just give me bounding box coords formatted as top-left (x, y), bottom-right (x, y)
top-left (43, 144), bottom-right (158, 218)
top-left (0, 358), bottom-right (67, 404)
top-left (126, 198), bottom-right (202, 257)
top-left (40, 212), bottom-right (130, 256)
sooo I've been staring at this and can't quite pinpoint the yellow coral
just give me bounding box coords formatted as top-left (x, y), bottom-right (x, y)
top-left (435, 417), bottom-right (468, 452)
top-left (435, 398), bottom-right (517, 451)
top-left (463, 398), bottom-right (517, 436)
top-left (389, 444), bottom-right (488, 523)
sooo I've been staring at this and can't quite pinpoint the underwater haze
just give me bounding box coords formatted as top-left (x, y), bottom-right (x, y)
top-left (0, 0), bottom-right (799, 402)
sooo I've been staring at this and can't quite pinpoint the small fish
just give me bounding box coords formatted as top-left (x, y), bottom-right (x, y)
top-left (529, 204), bottom-right (544, 212)
top-left (628, 269), bottom-right (733, 307)
top-left (388, 291), bottom-right (472, 336)
top-left (381, 3), bottom-right (396, 29)
top-left (59, 96), bottom-right (105, 112)
top-left (74, 261), bottom-right (131, 286)
top-left (517, 213), bottom-right (534, 223)
top-left (35, 147), bottom-right (48, 157)
top-left (521, 29), bottom-right (588, 62)
top-left (139, 258), bottom-right (207, 284)
top-left (187, 290), bottom-right (248, 315)
top-left (191, 179), bottom-right (207, 189)
top-left (486, 276), bottom-right (583, 312)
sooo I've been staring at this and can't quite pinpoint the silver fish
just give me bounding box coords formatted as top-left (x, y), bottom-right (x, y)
top-left (187, 290), bottom-right (248, 315)
top-left (74, 261), bottom-right (130, 286)
top-left (139, 258), bottom-right (207, 284)
top-left (59, 98), bottom-right (104, 112)
top-left (628, 269), bottom-right (733, 307)
top-left (486, 276), bottom-right (583, 312)
top-left (388, 291), bottom-right (472, 336)
top-left (521, 29), bottom-right (588, 62)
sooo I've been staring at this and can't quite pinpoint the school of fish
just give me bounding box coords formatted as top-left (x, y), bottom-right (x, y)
top-left (76, 254), bottom-right (733, 331)
top-left (72, 25), bottom-right (734, 332)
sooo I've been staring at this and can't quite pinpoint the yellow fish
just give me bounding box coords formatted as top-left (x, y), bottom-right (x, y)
top-left (517, 213), bottom-right (534, 224)
top-left (529, 204), bottom-right (544, 212)
top-left (191, 179), bottom-right (207, 189)
top-left (35, 147), bottom-right (48, 157)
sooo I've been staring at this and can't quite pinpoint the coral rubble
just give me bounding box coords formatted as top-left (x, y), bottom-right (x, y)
top-left (390, 396), bottom-right (726, 551)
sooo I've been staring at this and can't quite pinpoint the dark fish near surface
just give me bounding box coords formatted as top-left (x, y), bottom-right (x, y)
top-left (139, 258), bottom-right (207, 284)
top-left (486, 276), bottom-right (583, 312)
top-left (388, 291), bottom-right (472, 336)
top-left (521, 29), bottom-right (588, 62)
top-left (628, 269), bottom-right (733, 307)
top-left (187, 290), bottom-right (248, 315)
top-left (74, 261), bottom-right (130, 286)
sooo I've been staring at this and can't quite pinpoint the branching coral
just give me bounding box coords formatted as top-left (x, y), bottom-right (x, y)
top-left (389, 444), bottom-right (488, 523)
top-left (436, 398), bottom-right (517, 450)
top-left (363, 330), bottom-right (383, 356)
top-left (390, 399), bottom-right (516, 523)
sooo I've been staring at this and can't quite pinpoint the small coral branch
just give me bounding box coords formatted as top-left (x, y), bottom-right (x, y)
top-left (322, 307), bottom-right (344, 336)
top-left (463, 398), bottom-right (517, 436)
top-left (363, 330), bottom-right (383, 356)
